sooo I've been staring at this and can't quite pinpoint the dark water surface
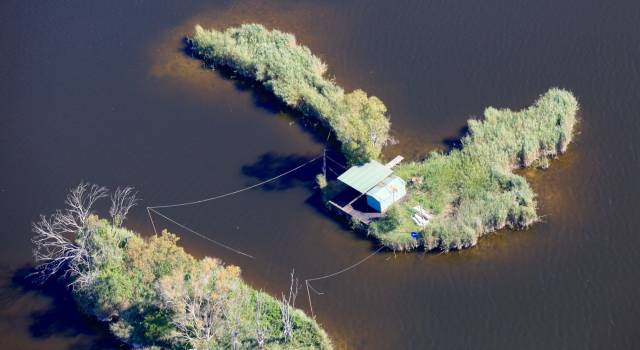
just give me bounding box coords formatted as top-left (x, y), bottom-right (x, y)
top-left (1, 1), bottom-right (639, 349)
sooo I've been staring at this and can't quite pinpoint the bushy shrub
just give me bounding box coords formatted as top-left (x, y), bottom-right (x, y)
top-left (373, 88), bottom-right (579, 251)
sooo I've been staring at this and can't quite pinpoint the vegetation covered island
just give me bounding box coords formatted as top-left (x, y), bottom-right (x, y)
top-left (189, 24), bottom-right (579, 252)
top-left (32, 184), bottom-right (332, 349)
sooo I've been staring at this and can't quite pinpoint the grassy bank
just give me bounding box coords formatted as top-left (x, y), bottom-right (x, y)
top-left (32, 187), bottom-right (331, 349)
top-left (370, 88), bottom-right (579, 251)
top-left (188, 24), bottom-right (391, 164)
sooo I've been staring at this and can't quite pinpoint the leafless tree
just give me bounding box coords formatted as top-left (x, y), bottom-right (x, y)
top-left (31, 214), bottom-right (84, 282)
top-left (65, 182), bottom-right (108, 230)
top-left (109, 186), bottom-right (138, 228)
top-left (254, 292), bottom-right (267, 349)
top-left (280, 269), bottom-right (299, 342)
top-left (31, 182), bottom-right (107, 287)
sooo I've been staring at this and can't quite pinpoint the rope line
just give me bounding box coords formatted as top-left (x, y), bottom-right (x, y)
top-left (147, 207), bottom-right (158, 235)
top-left (148, 208), bottom-right (256, 259)
top-left (307, 281), bottom-right (325, 295)
top-left (149, 155), bottom-right (322, 209)
top-left (304, 245), bottom-right (385, 317)
top-left (143, 145), bottom-right (388, 318)
top-left (326, 166), bottom-right (341, 177)
top-left (306, 245), bottom-right (384, 282)
top-left (325, 155), bottom-right (347, 169)
top-left (305, 281), bottom-right (314, 317)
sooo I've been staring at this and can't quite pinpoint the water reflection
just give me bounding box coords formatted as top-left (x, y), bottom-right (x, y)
top-left (148, 1), bottom-right (332, 104)
top-left (0, 266), bottom-right (124, 349)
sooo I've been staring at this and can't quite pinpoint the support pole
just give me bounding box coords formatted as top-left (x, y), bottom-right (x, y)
top-left (322, 147), bottom-right (327, 179)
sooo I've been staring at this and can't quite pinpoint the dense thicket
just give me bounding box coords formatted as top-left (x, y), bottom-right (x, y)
top-left (31, 186), bottom-right (331, 350)
top-left (188, 24), bottom-right (391, 164)
top-left (370, 88), bottom-right (578, 251)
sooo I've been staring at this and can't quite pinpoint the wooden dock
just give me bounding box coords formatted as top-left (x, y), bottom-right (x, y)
top-left (328, 196), bottom-right (382, 225)
top-left (385, 155), bottom-right (404, 168)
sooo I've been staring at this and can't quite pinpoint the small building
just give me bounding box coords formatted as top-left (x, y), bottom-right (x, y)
top-left (337, 159), bottom-right (406, 213)
top-left (366, 175), bottom-right (407, 212)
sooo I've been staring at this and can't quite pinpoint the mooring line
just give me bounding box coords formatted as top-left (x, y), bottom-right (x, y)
top-left (143, 146), bottom-right (387, 317)
top-left (326, 166), bottom-right (341, 177)
top-left (146, 207), bottom-right (158, 236)
top-left (148, 208), bottom-right (256, 259)
top-left (148, 155), bottom-right (322, 210)
top-left (307, 281), bottom-right (324, 295)
top-left (305, 245), bottom-right (385, 317)
top-left (306, 245), bottom-right (384, 282)
top-left (305, 281), bottom-right (315, 317)
top-left (325, 155), bottom-right (347, 169)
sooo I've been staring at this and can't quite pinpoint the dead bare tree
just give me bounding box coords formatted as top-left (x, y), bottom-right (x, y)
top-left (109, 186), bottom-right (138, 228)
top-left (31, 182), bottom-right (108, 287)
top-left (255, 292), bottom-right (267, 349)
top-left (31, 214), bottom-right (85, 282)
top-left (65, 182), bottom-right (108, 230)
top-left (280, 269), bottom-right (299, 342)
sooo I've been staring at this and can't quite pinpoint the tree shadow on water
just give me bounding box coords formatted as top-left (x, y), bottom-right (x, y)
top-left (442, 125), bottom-right (470, 152)
top-left (181, 38), bottom-right (280, 111)
top-left (9, 266), bottom-right (126, 349)
top-left (241, 152), bottom-right (379, 244)
top-left (181, 38), bottom-right (334, 146)
top-left (241, 152), bottom-right (321, 192)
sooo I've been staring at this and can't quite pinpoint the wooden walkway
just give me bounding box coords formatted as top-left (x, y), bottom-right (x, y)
top-left (328, 194), bottom-right (382, 225)
top-left (385, 155), bottom-right (404, 168)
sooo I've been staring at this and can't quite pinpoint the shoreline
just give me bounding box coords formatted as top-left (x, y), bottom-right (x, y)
top-left (188, 24), bottom-right (578, 253)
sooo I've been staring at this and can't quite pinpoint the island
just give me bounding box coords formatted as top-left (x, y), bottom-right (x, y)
top-left (30, 23), bottom-right (578, 350)
top-left (189, 24), bottom-right (579, 252)
top-left (31, 184), bottom-right (332, 349)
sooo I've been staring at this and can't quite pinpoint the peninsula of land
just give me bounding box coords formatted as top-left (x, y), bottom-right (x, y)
top-left (189, 23), bottom-right (579, 252)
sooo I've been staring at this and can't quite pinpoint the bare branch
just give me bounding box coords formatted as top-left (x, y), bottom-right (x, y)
top-left (109, 186), bottom-right (138, 228)
top-left (255, 292), bottom-right (267, 349)
top-left (65, 182), bottom-right (108, 230)
top-left (280, 269), bottom-right (299, 342)
top-left (30, 182), bottom-right (107, 286)
top-left (31, 213), bottom-right (85, 283)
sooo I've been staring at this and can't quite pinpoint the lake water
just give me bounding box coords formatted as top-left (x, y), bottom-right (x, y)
top-left (1, 1), bottom-right (639, 349)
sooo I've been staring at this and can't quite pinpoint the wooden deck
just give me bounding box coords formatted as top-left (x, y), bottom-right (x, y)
top-left (385, 155), bottom-right (404, 168)
top-left (328, 194), bottom-right (383, 225)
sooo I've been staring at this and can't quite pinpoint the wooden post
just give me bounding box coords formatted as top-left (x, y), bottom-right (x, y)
top-left (322, 147), bottom-right (327, 178)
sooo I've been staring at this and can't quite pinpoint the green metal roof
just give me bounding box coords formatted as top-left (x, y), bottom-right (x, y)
top-left (337, 160), bottom-right (392, 193)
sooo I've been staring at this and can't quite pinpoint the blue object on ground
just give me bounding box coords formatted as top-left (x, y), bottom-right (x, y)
top-left (411, 231), bottom-right (418, 238)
